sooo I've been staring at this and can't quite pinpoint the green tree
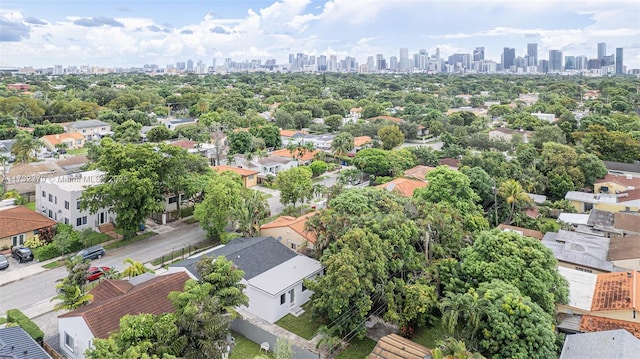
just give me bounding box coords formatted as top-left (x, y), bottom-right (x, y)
top-left (577, 152), bottom-right (607, 187)
top-left (432, 337), bottom-right (485, 359)
top-left (11, 131), bottom-right (43, 163)
top-left (146, 126), bottom-right (172, 142)
top-left (413, 166), bottom-right (481, 215)
top-left (497, 179), bottom-right (531, 224)
top-left (122, 258), bottom-right (155, 278)
top-left (227, 130), bottom-right (253, 154)
top-left (113, 119), bottom-right (142, 143)
top-left (194, 174), bottom-right (243, 242)
top-left (194, 256), bottom-right (249, 309)
top-left (232, 189), bottom-right (269, 238)
top-left (63, 253), bottom-right (91, 286)
top-left (51, 278), bottom-right (93, 311)
top-left (377, 124), bottom-right (404, 150)
top-left (309, 160), bottom-right (328, 177)
top-left (324, 114), bottom-right (343, 132)
top-left (275, 166), bottom-right (313, 210)
top-left (353, 148), bottom-right (391, 176)
top-left (330, 132), bottom-right (354, 156)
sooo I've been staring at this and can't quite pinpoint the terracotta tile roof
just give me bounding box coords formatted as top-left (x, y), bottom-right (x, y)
top-left (56, 155), bottom-right (88, 167)
top-left (618, 188), bottom-right (640, 203)
top-left (368, 115), bottom-right (405, 124)
top-left (438, 158), bottom-right (460, 169)
top-left (59, 272), bottom-right (190, 338)
top-left (525, 207), bottom-right (541, 219)
top-left (270, 148), bottom-right (318, 162)
top-left (213, 165), bottom-right (259, 177)
top-left (169, 140), bottom-right (197, 150)
top-left (580, 315), bottom-right (640, 340)
top-left (0, 205), bottom-right (57, 239)
top-left (497, 224), bottom-right (544, 240)
top-left (608, 236), bottom-right (640, 261)
top-left (350, 107), bottom-right (362, 113)
top-left (90, 280), bottom-right (133, 302)
top-left (376, 178), bottom-right (427, 197)
top-left (41, 132), bottom-right (85, 146)
top-left (403, 165), bottom-right (436, 181)
top-left (595, 174), bottom-right (640, 189)
top-left (368, 333), bottom-right (431, 359)
top-left (279, 129), bottom-right (306, 137)
top-left (353, 136), bottom-right (372, 147)
top-left (591, 271), bottom-right (640, 311)
top-left (614, 213), bottom-right (640, 233)
top-left (260, 212), bottom-right (318, 244)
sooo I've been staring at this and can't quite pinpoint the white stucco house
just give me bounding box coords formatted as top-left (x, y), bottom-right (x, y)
top-left (168, 236), bottom-right (323, 323)
top-left (35, 170), bottom-right (116, 231)
top-left (57, 272), bottom-right (190, 359)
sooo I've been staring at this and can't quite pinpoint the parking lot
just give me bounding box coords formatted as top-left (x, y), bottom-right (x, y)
top-left (0, 252), bottom-right (40, 273)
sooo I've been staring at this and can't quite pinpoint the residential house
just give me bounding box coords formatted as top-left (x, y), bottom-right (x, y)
top-left (560, 329), bottom-right (640, 359)
top-left (0, 201), bottom-right (56, 249)
top-left (40, 132), bottom-right (86, 151)
top-left (488, 127), bottom-right (534, 143)
top-left (368, 115), bottom-right (428, 136)
top-left (157, 117), bottom-right (197, 130)
top-left (168, 236), bottom-right (323, 323)
top-left (526, 193), bottom-right (547, 205)
top-left (437, 158), bottom-right (461, 170)
top-left (594, 174), bottom-right (640, 194)
top-left (368, 333), bottom-right (431, 359)
top-left (6, 83), bottom-right (30, 91)
top-left (348, 107), bottom-right (362, 121)
top-left (36, 170), bottom-right (115, 232)
top-left (353, 136), bottom-right (373, 150)
top-left (585, 209), bottom-right (640, 238)
top-left (497, 223), bottom-right (544, 240)
top-left (0, 139), bottom-right (16, 162)
top-left (280, 129), bottom-right (307, 146)
top-left (578, 316), bottom-right (640, 341)
top-left (64, 120), bottom-right (112, 141)
top-left (213, 165), bottom-right (259, 188)
top-left (58, 272), bottom-right (190, 359)
top-left (403, 165), bottom-right (436, 181)
top-left (565, 189), bottom-right (640, 213)
top-left (284, 133), bottom-right (334, 151)
top-left (260, 212), bottom-right (317, 251)
top-left (542, 230), bottom-right (614, 273)
top-left (270, 148), bottom-right (319, 165)
top-left (607, 236), bottom-right (640, 271)
top-left (233, 154), bottom-right (298, 177)
top-left (0, 326), bottom-right (52, 359)
top-left (376, 178), bottom-right (427, 197)
top-left (531, 112), bottom-right (556, 123)
top-left (604, 161), bottom-right (640, 178)
top-left (557, 213), bottom-right (590, 228)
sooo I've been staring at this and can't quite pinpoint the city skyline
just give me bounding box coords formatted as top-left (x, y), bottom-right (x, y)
top-left (1, 0), bottom-right (639, 69)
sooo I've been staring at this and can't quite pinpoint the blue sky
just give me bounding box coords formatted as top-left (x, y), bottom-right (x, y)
top-left (1, 0), bottom-right (639, 69)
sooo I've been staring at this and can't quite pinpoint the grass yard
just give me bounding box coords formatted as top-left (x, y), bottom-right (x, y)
top-left (274, 304), bottom-right (323, 340)
top-left (411, 319), bottom-right (448, 349)
top-left (25, 202), bottom-right (36, 211)
top-left (104, 231), bottom-right (157, 250)
top-left (0, 317), bottom-right (6, 325)
top-left (230, 333), bottom-right (271, 359)
top-left (335, 337), bottom-right (377, 359)
top-left (66, 148), bottom-right (88, 155)
top-left (42, 260), bottom-right (64, 269)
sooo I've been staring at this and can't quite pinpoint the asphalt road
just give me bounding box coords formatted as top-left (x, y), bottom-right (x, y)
top-left (0, 222), bottom-right (206, 314)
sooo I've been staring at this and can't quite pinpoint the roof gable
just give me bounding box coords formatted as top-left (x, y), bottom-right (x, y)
top-left (261, 212), bottom-right (318, 244)
top-left (376, 178), bottom-right (427, 197)
top-left (0, 205), bottom-right (57, 238)
top-left (403, 165), bottom-right (436, 181)
top-left (59, 272), bottom-right (190, 338)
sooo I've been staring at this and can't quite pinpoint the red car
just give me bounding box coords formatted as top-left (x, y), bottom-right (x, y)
top-left (86, 266), bottom-right (111, 282)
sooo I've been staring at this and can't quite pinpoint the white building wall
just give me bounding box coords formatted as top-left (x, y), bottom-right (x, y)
top-left (59, 317), bottom-right (95, 359)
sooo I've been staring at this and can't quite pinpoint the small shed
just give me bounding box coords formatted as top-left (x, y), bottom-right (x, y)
top-left (369, 333), bottom-right (432, 359)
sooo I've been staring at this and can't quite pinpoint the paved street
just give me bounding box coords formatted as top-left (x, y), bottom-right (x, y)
top-left (0, 221), bottom-right (205, 315)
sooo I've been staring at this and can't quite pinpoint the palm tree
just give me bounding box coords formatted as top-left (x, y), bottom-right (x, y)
top-left (51, 279), bottom-right (93, 311)
top-left (11, 131), bottom-right (43, 163)
top-left (122, 258), bottom-right (155, 278)
top-left (498, 179), bottom-right (532, 224)
top-left (13, 102), bottom-right (31, 123)
top-left (331, 132), bottom-right (354, 156)
top-left (233, 190), bottom-right (269, 237)
top-left (315, 326), bottom-right (342, 358)
top-left (432, 337), bottom-right (485, 359)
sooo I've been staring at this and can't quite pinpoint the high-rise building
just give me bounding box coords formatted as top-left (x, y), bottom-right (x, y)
top-left (367, 56), bottom-right (375, 72)
top-left (399, 48), bottom-right (409, 71)
top-left (376, 54), bottom-right (386, 70)
top-left (597, 42), bottom-right (606, 60)
top-left (575, 56), bottom-right (588, 70)
top-left (186, 59), bottom-right (193, 72)
top-left (389, 56), bottom-right (398, 71)
top-left (538, 59), bottom-right (549, 73)
top-left (548, 50), bottom-right (563, 72)
top-left (616, 48), bottom-right (624, 75)
top-left (564, 56), bottom-right (576, 70)
top-left (502, 47), bottom-right (515, 70)
top-left (527, 43), bottom-right (538, 66)
top-left (473, 47), bottom-right (484, 61)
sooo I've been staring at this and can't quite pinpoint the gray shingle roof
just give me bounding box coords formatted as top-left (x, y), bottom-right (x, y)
top-left (560, 329), bottom-right (640, 359)
top-left (67, 119), bottom-right (109, 129)
top-left (170, 236), bottom-right (297, 280)
top-left (0, 326), bottom-right (52, 359)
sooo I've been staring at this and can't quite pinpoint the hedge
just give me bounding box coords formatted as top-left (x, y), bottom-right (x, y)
top-left (6, 309), bottom-right (44, 343)
top-left (33, 244), bottom-right (62, 262)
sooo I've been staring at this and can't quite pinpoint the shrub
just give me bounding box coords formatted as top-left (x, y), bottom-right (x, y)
top-left (310, 160), bottom-right (328, 177)
top-left (24, 236), bottom-right (47, 249)
top-left (33, 243), bottom-right (62, 261)
top-left (6, 309), bottom-right (44, 344)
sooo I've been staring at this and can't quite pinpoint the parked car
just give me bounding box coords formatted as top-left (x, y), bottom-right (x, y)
top-left (0, 254), bottom-right (9, 270)
top-left (11, 246), bottom-right (34, 263)
top-left (86, 266), bottom-right (111, 282)
top-left (75, 245), bottom-right (105, 261)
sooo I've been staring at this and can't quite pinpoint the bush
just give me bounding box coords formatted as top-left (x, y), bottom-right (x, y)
top-left (6, 309), bottom-right (44, 344)
top-left (24, 236), bottom-right (47, 249)
top-left (33, 243), bottom-right (62, 261)
top-left (310, 160), bottom-right (328, 177)
top-left (373, 176), bottom-right (393, 185)
top-left (179, 206), bottom-right (195, 218)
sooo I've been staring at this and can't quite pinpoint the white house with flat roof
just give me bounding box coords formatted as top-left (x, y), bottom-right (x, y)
top-left (64, 120), bottom-right (112, 141)
top-left (35, 170), bottom-right (115, 231)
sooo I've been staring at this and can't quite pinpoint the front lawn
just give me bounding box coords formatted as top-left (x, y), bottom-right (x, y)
top-left (335, 337), bottom-right (377, 359)
top-left (411, 319), bottom-right (448, 349)
top-left (275, 304), bottom-right (323, 340)
top-left (66, 148), bottom-right (88, 155)
top-left (230, 333), bottom-right (271, 359)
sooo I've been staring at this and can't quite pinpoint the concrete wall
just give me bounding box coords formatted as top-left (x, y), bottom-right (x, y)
top-left (260, 227), bottom-right (309, 251)
top-left (230, 319), bottom-right (317, 359)
top-left (36, 182), bottom-right (113, 231)
top-left (58, 317), bottom-right (94, 359)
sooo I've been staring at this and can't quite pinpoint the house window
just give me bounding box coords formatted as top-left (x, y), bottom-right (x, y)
top-left (12, 234), bottom-right (25, 246)
top-left (64, 217), bottom-right (69, 225)
top-left (48, 194), bottom-right (53, 202)
top-left (575, 266), bottom-right (593, 273)
top-left (64, 332), bottom-right (74, 352)
top-left (168, 196), bottom-right (177, 204)
top-left (48, 210), bottom-right (52, 218)
top-left (302, 283), bottom-right (307, 292)
top-left (290, 243), bottom-right (297, 250)
top-left (54, 196), bottom-right (57, 204)
top-left (248, 175), bottom-right (254, 179)
top-left (75, 216), bottom-right (88, 226)
top-left (77, 201), bottom-right (81, 210)
top-left (41, 191), bottom-right (46, 198)
top-left (64, 201), bottom-right (69, 210)
top-left (280, 294), bottom-right (286, 305)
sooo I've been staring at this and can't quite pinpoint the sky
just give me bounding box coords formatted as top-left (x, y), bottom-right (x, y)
top-left (1, 0), bottom-right (639, 69)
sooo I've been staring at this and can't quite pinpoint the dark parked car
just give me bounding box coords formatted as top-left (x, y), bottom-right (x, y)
top-left (86, 266), bottom-right (111, 282)
top-left (0, 254), bottom-right (9, 270)
top-left (75, 245), bottom-right (105, 261)
top-left (12, 246), bottom-right (34, 263)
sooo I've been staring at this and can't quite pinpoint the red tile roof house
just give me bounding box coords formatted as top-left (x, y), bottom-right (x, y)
top-left (57, 272), bottom-right (190, 359)
top-left (376, 178), bottom-right (428, 197)
top-left (0, 203), bottom-right (57, 250)
top-left (260, 212), bottom-right (318, 252)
